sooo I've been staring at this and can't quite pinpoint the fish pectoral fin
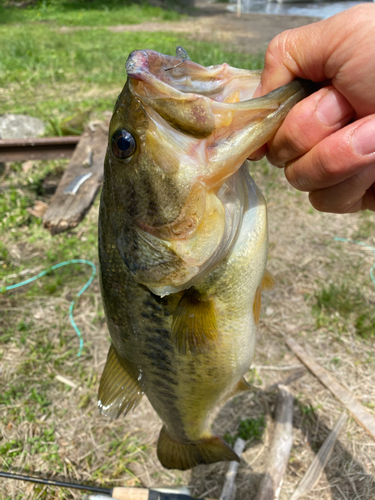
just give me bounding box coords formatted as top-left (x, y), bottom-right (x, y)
top-left (157, 426), bottom-right (239, 470)
top-left (253, 270), bottom-right (275, 324)
top-left (262, 269), bottom-right (275, 290)
top-left (171, 288), bottom-right (218, 355)
top-left (98, 344), bottom-right (143, 419)
top-left (253, 286), bottom-right (262, 325)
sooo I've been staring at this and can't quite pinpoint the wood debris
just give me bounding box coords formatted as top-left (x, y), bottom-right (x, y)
top-left (290, 411), bottom-right (348, 500)
top-left (220, 438), bottom-right (246, 500)
top-left (287, 337), bottom-right (375, 440)
top-left (43, 122), bottom-right (108, 235)
top-left (255, 385), bottom-right (294, 500)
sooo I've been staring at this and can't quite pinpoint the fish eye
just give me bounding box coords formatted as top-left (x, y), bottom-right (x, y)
top-left (112, 128), bottom-right (136, 159)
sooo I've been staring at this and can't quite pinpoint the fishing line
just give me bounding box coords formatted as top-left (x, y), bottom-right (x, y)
top-left (2, 259), bottom-right (96, 357)
top-left (334, 237), bottom-right (375, 287)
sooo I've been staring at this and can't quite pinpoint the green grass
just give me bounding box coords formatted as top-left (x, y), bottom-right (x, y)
top-left (0, 24), bottom-right (263, 134)
top-left (313, 283), bottom-right (375, 338)
top-left (225, 415), bottom-right (265, 446)
top-left (0, 0), bottom-right (182, 26)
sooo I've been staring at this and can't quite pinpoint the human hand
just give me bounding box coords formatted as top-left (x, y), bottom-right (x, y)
top-left (257, 4), bottom-right (375, 213)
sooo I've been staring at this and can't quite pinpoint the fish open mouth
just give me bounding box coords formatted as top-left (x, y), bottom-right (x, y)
top-left (125, 48), bottom-right (263, 103)
top-left (125, 49), bottom-right (306, 179)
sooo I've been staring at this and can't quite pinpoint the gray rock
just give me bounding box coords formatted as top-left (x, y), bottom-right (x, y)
top-left (0, 114), bottom-right (45, 140)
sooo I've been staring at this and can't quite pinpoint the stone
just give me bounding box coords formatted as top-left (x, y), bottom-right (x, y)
top-left (0, 113), bottom-right (45, 140)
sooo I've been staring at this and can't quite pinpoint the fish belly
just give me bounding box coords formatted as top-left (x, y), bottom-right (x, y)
top-left (146, 166), bottom-right (268, 439)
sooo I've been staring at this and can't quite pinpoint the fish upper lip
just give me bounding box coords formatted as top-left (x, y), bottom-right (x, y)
top-left (125, 49), bottom-right (262, 105)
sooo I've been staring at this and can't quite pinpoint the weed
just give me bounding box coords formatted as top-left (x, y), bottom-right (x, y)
top-left (225, 415), bottom-right (265, 446)
top-left (313, 283), bottom-right (375, 338)
top-left (238, 415), bottom-right (265, 441)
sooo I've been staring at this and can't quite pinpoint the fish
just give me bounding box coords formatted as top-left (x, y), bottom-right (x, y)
top-left (98, 48), bottom-right (306, 470)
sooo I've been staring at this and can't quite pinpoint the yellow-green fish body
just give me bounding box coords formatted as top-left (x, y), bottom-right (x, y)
top-left (98, 49), bottom-right (305, 470)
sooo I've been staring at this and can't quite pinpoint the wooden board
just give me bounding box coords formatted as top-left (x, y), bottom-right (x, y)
top-left (43, 123), bottom-right (108, 235)
top-left (287, 337), bottom-right (375, 441)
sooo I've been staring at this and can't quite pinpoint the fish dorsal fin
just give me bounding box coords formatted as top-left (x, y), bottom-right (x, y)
top-left (253, 270), bottom-right (275, 324)
top-left (98, 344), bottom-right (143, 419)
top-left (171, 288), bottom-right (218, 355)
top-left (157, 426), bottom-right (239, 470)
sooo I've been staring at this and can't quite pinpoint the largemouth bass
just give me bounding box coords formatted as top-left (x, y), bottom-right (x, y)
top-left (98, 48), bottom-right (306, 470)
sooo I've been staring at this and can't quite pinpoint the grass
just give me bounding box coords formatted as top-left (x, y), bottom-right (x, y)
top-left (224, 415), bottom-right (266, 446)
top-left (0, 25), bottom-right (263, 135)
top-left (313, 282), bottom-right (375, 338)
top-left (0, 0), bottom-right (182, 26)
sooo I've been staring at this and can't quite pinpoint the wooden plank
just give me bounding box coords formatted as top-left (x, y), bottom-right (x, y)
top-left (0, 136), bottom-right (79, 162)
top-left (290, 412), bottom-right (347, 500)
top-left (220, 438), bottom-right (246, 500)
top-left (43, 123), bottom-right (108, 235)
top-left (287, 337), bottom-right (375, 440)
top-left (255, 385), bottom-right (294, 500)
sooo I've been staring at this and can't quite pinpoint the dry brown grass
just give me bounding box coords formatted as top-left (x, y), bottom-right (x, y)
top-left (1, 159), bottom-right (375, 500)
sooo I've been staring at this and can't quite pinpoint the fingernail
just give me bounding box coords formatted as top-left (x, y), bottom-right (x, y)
top-left (352, 119), bottom-right (375, 155)
top-left (316, 89), bottom-right (348, 126)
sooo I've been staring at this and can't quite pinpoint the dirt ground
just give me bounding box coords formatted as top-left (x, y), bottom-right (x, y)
top-left (58, 0), bottom-right (321, 55)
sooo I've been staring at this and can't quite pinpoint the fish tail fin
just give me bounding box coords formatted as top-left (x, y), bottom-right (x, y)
top-left (157, 426), bottom-right (239, 470)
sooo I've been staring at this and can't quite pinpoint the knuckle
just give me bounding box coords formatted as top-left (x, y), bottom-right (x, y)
top-left (284, 161), bottom-right (311, 191)
top-left (264, 31), bottom-right (291, 71)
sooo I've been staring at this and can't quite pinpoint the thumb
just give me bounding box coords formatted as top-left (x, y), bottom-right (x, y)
top-left (260, 19), bottom-right (330, 95)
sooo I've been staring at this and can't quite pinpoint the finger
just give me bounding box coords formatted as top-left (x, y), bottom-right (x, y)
top-left (261, 19), bottom-right (332, 94)
top-left (284, 116), bottom-right (375, 192)
top-left (267, 86), bottom-right (354, 168)
top-left (309, 166), bottom-right (375, 213)
top-left (260, 4), bottom-right (375, 106)
top-left (248, 144), bottom-right (267, 161)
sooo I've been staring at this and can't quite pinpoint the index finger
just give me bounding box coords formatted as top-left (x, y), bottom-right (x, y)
top-left (260, 5), bottom-right (371, 95)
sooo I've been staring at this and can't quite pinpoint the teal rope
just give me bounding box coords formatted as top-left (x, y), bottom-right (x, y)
top-left (3, 259), bottom-right (96, 357)
top-left (334, 237), bottom-right (375, 287)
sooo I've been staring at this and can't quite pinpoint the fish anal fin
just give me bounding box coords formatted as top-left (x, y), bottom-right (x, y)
top-left (157, 426), bottom-right (239, 470)
top-left (229, 377), bottom-right (252, 398)
top-left (98, 344), bottom-right (143, 419)
top-left (221, 377), bottom-right (252, 404)
top-left (171, 288), bottom-right (218, 355)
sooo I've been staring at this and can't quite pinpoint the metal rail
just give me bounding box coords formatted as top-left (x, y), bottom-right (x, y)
top-left (0, 136), bottom-right (80, 162)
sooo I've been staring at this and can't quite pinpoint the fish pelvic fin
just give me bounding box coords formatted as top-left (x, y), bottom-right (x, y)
top-left (253, 269), bottom-right (275, 324)
top-left (171, 288), bottom-right (218, 355)
top-left (157, 426), bottom-right (239, 470)
top-left (98, 344), bottom-right (143, 419)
